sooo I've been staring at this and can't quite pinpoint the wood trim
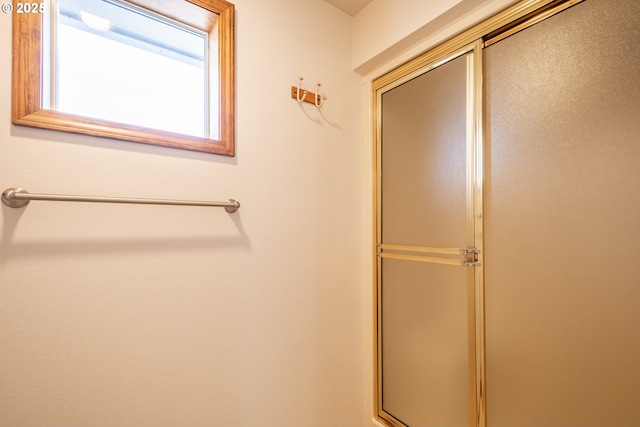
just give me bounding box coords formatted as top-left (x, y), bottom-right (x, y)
top-left (13, 109), bottom-right (232, 155)
top-left (12, 0), bottom-right (235, 156)
top-left (12, 11), bottom-right (42, 121)
top-left (217, 1), bottom-right (235, 156)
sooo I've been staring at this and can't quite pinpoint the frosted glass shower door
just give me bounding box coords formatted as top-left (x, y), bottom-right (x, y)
top-left (484, 0), bottom-right (640, 425)
top-left (376, 47), bottom-right (482, 427)
top-left (380, 54), bottom-right (468, 250)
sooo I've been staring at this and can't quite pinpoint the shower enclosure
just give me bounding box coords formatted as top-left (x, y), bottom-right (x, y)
top-left (373, 0), bottom-right (640, 425)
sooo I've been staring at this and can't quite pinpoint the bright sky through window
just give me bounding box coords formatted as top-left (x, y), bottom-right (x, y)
top-left (54, 0), bottom-right (208, 137)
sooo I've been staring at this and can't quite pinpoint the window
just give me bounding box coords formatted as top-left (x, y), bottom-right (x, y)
top-left (13, 0), bottom-right (235, 156)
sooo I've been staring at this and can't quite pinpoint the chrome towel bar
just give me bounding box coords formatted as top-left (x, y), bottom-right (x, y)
top-left (1, 187), bottom-right (240, 213)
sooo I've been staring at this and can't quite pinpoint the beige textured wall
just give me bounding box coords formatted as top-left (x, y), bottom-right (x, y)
top-left (0, 1), bottom-right (369, 426)
top-left (352, 0), bottom-right (519, 76)
top-left (352, 0), bottom-right (463, 71)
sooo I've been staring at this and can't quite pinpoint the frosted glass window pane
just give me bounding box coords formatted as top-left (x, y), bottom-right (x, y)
top-left (484, 0), bottom-right (640, 425)
top-left (381, 258), bottom-right (469, 426)
top-left (381, 54), bottom-right (468, 247)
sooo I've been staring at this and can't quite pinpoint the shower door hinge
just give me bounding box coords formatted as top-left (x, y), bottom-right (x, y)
top-left (463, 248), bottom-right (481, 267)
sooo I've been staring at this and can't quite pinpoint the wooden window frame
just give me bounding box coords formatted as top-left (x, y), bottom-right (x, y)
top-left (12, 0), bottom-right (235, 156)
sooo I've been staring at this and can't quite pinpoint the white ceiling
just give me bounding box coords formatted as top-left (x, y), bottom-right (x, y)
top-left (324, 0), bottom-right (372, 16)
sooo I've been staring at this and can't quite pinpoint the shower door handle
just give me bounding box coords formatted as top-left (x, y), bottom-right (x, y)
top-left (377, 244), bottom-right (481, 267)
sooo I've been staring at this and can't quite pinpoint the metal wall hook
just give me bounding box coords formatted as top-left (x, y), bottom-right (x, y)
top-left (296, 77), bottom-right (307, 102)
top-left (314, 83), bottom-right (326, 107)
top-left (291, 77), bottom-right (327, 107)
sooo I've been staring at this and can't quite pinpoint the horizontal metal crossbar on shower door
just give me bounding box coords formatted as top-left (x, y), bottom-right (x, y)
top-left (377, 243), bottom-right (481, 267)
top-left (1, 187), bottom-right (240, 213)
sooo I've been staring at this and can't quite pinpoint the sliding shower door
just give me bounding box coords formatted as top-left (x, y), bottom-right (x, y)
top-left (483, 0), bottom-right (640, 425)
top-left (374, 0), bottom-right (639, 426)
top-left (374, 44), bottom-right (484, 427)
